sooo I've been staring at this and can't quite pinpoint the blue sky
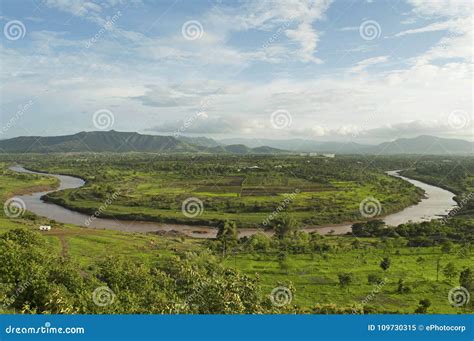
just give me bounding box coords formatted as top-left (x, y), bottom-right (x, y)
top-left (0, 0), bottom-right (472, 143)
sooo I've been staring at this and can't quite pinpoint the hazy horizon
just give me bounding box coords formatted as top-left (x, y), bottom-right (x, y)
top-left (1, 129), bottom-right (473, 146)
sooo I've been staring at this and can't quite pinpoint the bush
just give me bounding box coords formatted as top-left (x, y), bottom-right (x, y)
top-left (367, 274), bottom-right (383, 285)
top-left (0, 228), bottom-right (270, 314)
top-left (338, 273), bottom-right (353, 288)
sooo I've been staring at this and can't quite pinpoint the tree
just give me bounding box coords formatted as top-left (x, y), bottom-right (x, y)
top-left (351, 220), bottom-right (385, 237)
top-left (380, 257), bottom-right (391, 271)
top-left (0, 229), bottom-right (271, 314)
top-left (277, 250), bottom-right (290, 273)
top-left (247, 233), bottom-right (270, 252)
top-left (441, 241), bottom-right (453, 254)
top-left (414, 299), bottom-right (431, 313)
top-left (397, 279), bottom-right (411, 294)
top-left (459, 268), bottom-right (473, 291)
top-left (443, 263), bottom-right (457, 283)
top-left (216, 220), bottom-right (238, 257)
top-left (351, 239), bottom-right (361, 250)
top-left (338, 273), bottom-right (353, 288)
top-left (272, 214), bottom-right (297, 239)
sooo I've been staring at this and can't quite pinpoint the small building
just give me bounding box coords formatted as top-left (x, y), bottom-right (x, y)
top-left (39, 225), bottom-right (51, 231)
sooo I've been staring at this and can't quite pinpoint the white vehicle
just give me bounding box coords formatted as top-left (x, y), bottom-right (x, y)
top-left (39, 225), bottom-right (51, 231)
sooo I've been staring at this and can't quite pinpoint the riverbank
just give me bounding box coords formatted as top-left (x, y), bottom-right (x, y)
top-left (10, 165), bottom-right (458, 239)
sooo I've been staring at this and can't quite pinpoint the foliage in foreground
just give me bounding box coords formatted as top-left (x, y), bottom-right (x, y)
top-left (0, 228), bottom-right (273, 314)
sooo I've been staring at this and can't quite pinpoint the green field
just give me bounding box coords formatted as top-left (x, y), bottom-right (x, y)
top-left (15, 154), bottom-right (423, 228)
top-left (223, 240), bottom-right (473, 313)
top-left (0, 154), bottom-right (472, 314)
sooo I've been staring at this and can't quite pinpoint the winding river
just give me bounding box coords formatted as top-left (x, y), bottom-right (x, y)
top-left (9, 165), bottom-right (458, 238)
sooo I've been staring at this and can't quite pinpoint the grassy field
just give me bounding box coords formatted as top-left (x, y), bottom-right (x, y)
top-left (1, 215), bottom-right (472, 313)
top-left (0, 155), bottom-right (472, 314)
top-left (0, 162), bottom-right (58, 199)
top-left (0, 161), bottom-right (200, 267)
top-left (223, 240), bottom-right (473, 313)
top-left (12, 154), bottom-right (424, 228)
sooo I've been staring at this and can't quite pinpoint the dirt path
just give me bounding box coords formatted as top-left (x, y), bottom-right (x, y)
top-left (47, 228), bottom-right (99, 257)
top-left (57, 235), bottom-right (69, 257)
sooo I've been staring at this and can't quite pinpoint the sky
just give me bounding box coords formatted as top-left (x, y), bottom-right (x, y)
top-left (0, 0), bottom-right (472, 143)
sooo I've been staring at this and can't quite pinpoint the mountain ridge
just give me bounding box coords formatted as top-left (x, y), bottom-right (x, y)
top-left (220, 135), bottom-right (473, 155)
top-left (0, 131), bottom-right (471, 155)
top-left (0, 131), bottom-right (284, 154)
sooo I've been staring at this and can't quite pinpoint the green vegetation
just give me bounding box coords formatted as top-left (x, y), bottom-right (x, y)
top-left (0, 162), bottom-right (58, 201)
top-left (0, 228), bottom-right (270, 314)
top-left (215, 226), bottom-right (473, 313)
top-left (11, 154), bottom-right (423, 228)
top-left (0, 154), bottom-right (472, 314)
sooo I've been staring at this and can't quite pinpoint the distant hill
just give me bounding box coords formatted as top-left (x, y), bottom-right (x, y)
top-left (0, 131), bottom-right (285, 154)
top-left (220, 136), bottom-right (473, 155)
top-left (177, 136), bottom-right (221, 148)
top-left (0, 131), bottom-right (194, 153)
top-left (371, 135), bottom-right (473, 155)
top-left (220, 138), bottom-right (373, 153)
top-left (0, 132), bottom-right (471, 155)
top-left (205, 144), bottom-right (287, 154)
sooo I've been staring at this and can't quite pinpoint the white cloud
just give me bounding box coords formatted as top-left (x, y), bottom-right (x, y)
top-left (1, 0), bottom-right (471, 143)
top-left (147, 116), bottom-right (259, 135)
top-left (361, 119), bottom-right (473, 140)
top-left (43, 0), bottom-right (102, 17)
top-left (398, 0), bottom-right (472, 64)
top-left (286, 22), bottom-right (323, 63)
top-left (406, 0), bottom-right (472, 18)
top-left (350, 56), bottom-right (389, 73)
top-left (205, 0), bottom-right (333, 63)
top-left (395, 18), bottom-right (463, 37)
top-left (338, 26), bottom-right (359, 31)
